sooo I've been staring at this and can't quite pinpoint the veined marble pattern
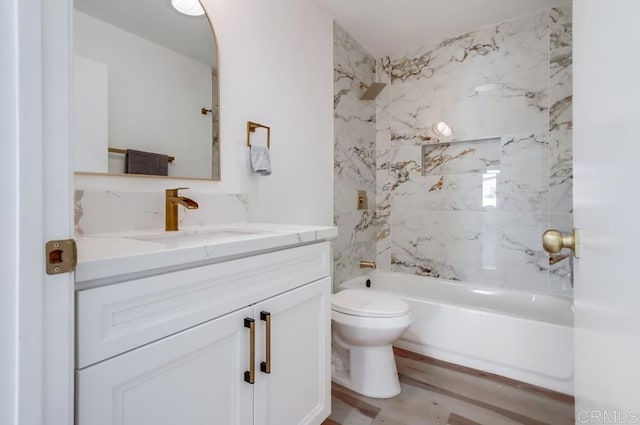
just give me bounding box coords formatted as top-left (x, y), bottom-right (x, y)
top-left (550, 4), bottom-right (572, 131)
top-left (390, 68), bottom-right (549, 145)
top-left (334, 5), bottom-right (573, 295)
top-left (74, 190), bottom-right (248, 235)
top-left (334, 135), bottom-right (377, 214)
top-left (391, 210), bottom-right (550, 288)
top-left (389, 11), bottom-right (550, 145)
top-left (422, 139), bottom-right (500, 176)
top-left (389, 146), bottom-right (422, 191)
top-left (334, 211), bottom-right (378, 288)
top-left (334, 23), bottom-right (380, 286)
top-left (391, 210), bottom-right (488, 281)
top-left (550, 47), bottom-right (572, 131)
top-left (334, 23), bottom-right (376, 146)
top-left (375, 149), bottom-right (391, 211)
top-left (549, 131), bottom-right (573, 213)
top-left (389, 12), bottom-right (549, 84)
top-left (550, 3), bottom-right (573, 50)
top-left (375, 209), bottom-right (391, 271)
top-left (381, 6), bottom-right (571, 295)
top-left (393, 174), bottom-right (487, 212)
top-left (375, 57), bottom-right (391, 133)
top-left (497, 134), bottom-right (548, 213)
top-left (375, 57), bottom-right (392, 271)
top-left (389, 139), bottom-right (500, 212)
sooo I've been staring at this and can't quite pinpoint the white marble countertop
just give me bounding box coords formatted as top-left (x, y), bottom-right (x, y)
top-left (75, 222), bottom-right (337, 285)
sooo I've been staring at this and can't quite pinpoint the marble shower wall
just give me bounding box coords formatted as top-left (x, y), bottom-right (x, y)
top-left (333, 23), bottom-right (379, 287)
top-left (375, 4), bottom-right (573, 295)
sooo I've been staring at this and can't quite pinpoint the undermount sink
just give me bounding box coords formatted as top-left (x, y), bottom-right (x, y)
top-left (127, 228), bottom-right (267, 244)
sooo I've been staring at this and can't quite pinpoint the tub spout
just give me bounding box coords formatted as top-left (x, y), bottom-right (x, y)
top-left (359, 260), bottom-right (376, 269)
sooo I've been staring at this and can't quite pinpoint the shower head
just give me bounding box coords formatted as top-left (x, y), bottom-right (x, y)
top-left (359, 82), bottom-right (386, 100)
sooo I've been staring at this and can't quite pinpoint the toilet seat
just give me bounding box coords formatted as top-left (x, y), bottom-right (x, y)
top-left (331, 289), bottom-right (410, 318)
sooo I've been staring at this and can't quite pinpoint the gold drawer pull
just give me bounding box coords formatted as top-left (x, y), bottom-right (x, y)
top-left (244, 318), bottom-right (255, 384)
top-left (260, 311), bottom-right (271, 374)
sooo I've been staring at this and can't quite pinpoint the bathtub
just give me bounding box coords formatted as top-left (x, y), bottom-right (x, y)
top-left (339, 271), bottom-right (574, 395)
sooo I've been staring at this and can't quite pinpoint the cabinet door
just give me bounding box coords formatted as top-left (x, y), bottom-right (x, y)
top-left (76, 306), bottom-right (254, 425)
top-left (254, 277), bottom-right (331, 425)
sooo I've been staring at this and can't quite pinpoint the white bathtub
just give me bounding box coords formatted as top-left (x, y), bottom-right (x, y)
top-left (339, 271), bottom-right (574, 395)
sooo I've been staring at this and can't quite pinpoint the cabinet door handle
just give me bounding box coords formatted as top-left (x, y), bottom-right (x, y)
top-left (260, 311), bottom-right (271, 374)
top-left (244, 318), bottom-right (255, 384)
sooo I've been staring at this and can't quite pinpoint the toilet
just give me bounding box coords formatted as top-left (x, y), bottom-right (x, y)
top-left (331, 288), bottom-right (411, 398)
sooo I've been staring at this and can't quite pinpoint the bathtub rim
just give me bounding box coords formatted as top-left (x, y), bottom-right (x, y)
top-left (340, 270), bottom-right (574, 327)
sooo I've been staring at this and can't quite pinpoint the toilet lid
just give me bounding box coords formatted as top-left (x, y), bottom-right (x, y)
top-left (331, 289), bottom-right (410, 318)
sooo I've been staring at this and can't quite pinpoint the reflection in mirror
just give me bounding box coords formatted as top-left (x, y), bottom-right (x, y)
top-left (73, 0), bottom-right (220, 180)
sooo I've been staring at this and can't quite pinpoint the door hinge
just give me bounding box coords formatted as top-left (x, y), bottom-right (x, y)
top-left (45, 239), bottom-right (77, 275)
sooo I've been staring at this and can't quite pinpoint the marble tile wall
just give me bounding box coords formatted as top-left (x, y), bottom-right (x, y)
top-left (333, 23), bottom-right (380, 287)
top-left (75, 190), bottom-right (248, 235)
top-left (374, 4), bottom-right (573, 295)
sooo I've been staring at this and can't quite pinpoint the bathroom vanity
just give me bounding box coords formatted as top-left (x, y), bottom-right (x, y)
top-left (74, 223), bottom-right (336, 425)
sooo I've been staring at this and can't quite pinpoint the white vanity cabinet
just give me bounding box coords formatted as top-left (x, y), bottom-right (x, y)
top-left (75, 242), bottom-right (331, 425)
top-left (253, 277), bottom-right (330, 425)
top-left (76, 305), bottom-right (255, 425)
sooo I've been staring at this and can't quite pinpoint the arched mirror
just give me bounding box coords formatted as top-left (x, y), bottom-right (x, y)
top-left (73, 0), bottom-right (220, 180)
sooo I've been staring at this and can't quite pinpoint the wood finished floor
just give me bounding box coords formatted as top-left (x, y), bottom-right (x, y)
top-left (323, 348), bottom-right (574, 425)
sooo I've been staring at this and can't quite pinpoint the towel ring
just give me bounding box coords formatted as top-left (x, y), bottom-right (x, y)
top-left (247, 121), bottom-right (270, 149)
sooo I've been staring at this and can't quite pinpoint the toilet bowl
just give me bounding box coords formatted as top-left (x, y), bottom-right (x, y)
top-left (331, 288), bottom-right (411, 398)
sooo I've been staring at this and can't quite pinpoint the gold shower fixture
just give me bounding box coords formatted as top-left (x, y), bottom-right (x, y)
top-left (359, 82), bottom-right (386, 100)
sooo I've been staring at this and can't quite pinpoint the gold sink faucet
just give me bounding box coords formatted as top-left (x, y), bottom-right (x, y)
top-left (165, 187), bottom-right (199, 231)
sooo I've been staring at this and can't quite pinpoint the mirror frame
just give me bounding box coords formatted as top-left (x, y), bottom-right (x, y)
top-left (73, 0), bottom-right (221, 181)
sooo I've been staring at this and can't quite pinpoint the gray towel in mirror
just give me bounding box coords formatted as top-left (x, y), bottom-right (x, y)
top-left (125, 149), bottom-right (169, 176)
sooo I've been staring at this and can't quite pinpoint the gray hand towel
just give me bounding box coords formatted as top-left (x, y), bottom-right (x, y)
top-left (125, 149), bottom-right (169, 176)
top-left (250, 145), bottom-right (272, 176)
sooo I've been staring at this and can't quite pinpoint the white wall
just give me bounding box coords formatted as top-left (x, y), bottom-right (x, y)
top-left (74, 10), bottom-right (213, 178)
top-left (75, 0), bottom-right (335, 226)
top-left (74, 55), bottom-right (109, 173)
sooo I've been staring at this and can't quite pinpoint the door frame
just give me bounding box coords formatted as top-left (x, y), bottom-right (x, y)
top-left (2, 0), bottom-right (75, 423)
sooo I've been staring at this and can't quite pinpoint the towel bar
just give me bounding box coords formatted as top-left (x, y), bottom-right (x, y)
top-left (108, 147), bottom-right (175, 163)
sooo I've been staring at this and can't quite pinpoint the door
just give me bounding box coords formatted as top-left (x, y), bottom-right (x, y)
top-left (573, 0), bottom-right (640, 420)
top-left (254, 278), bottom-right (331, 425)
top-left (76, 307), bottom-right (254, 425)
top-left (2, 0), bottom-right (75, 424)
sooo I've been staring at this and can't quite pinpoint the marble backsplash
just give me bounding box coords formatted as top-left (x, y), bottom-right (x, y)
top-left (75, 190), bottom-right (248, 235)
top-left (333, 4), bottom-right (573, 295)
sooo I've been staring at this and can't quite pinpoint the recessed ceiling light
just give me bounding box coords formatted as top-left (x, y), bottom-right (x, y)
top-left (171, 0), bottom-right (205, 16)
top-left (433, 121), bottom-right (452, 137)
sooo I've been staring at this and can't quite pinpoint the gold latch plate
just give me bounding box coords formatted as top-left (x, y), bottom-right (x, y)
top-left (45, 239), bottom-right (77, 275)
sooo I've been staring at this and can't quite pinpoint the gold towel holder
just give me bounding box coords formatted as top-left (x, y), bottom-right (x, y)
top-left (247, 121), bottom-right (270, 149)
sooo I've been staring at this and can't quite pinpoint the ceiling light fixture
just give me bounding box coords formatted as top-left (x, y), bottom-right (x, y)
top-left (171, 0), bottom-right (205, 16)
